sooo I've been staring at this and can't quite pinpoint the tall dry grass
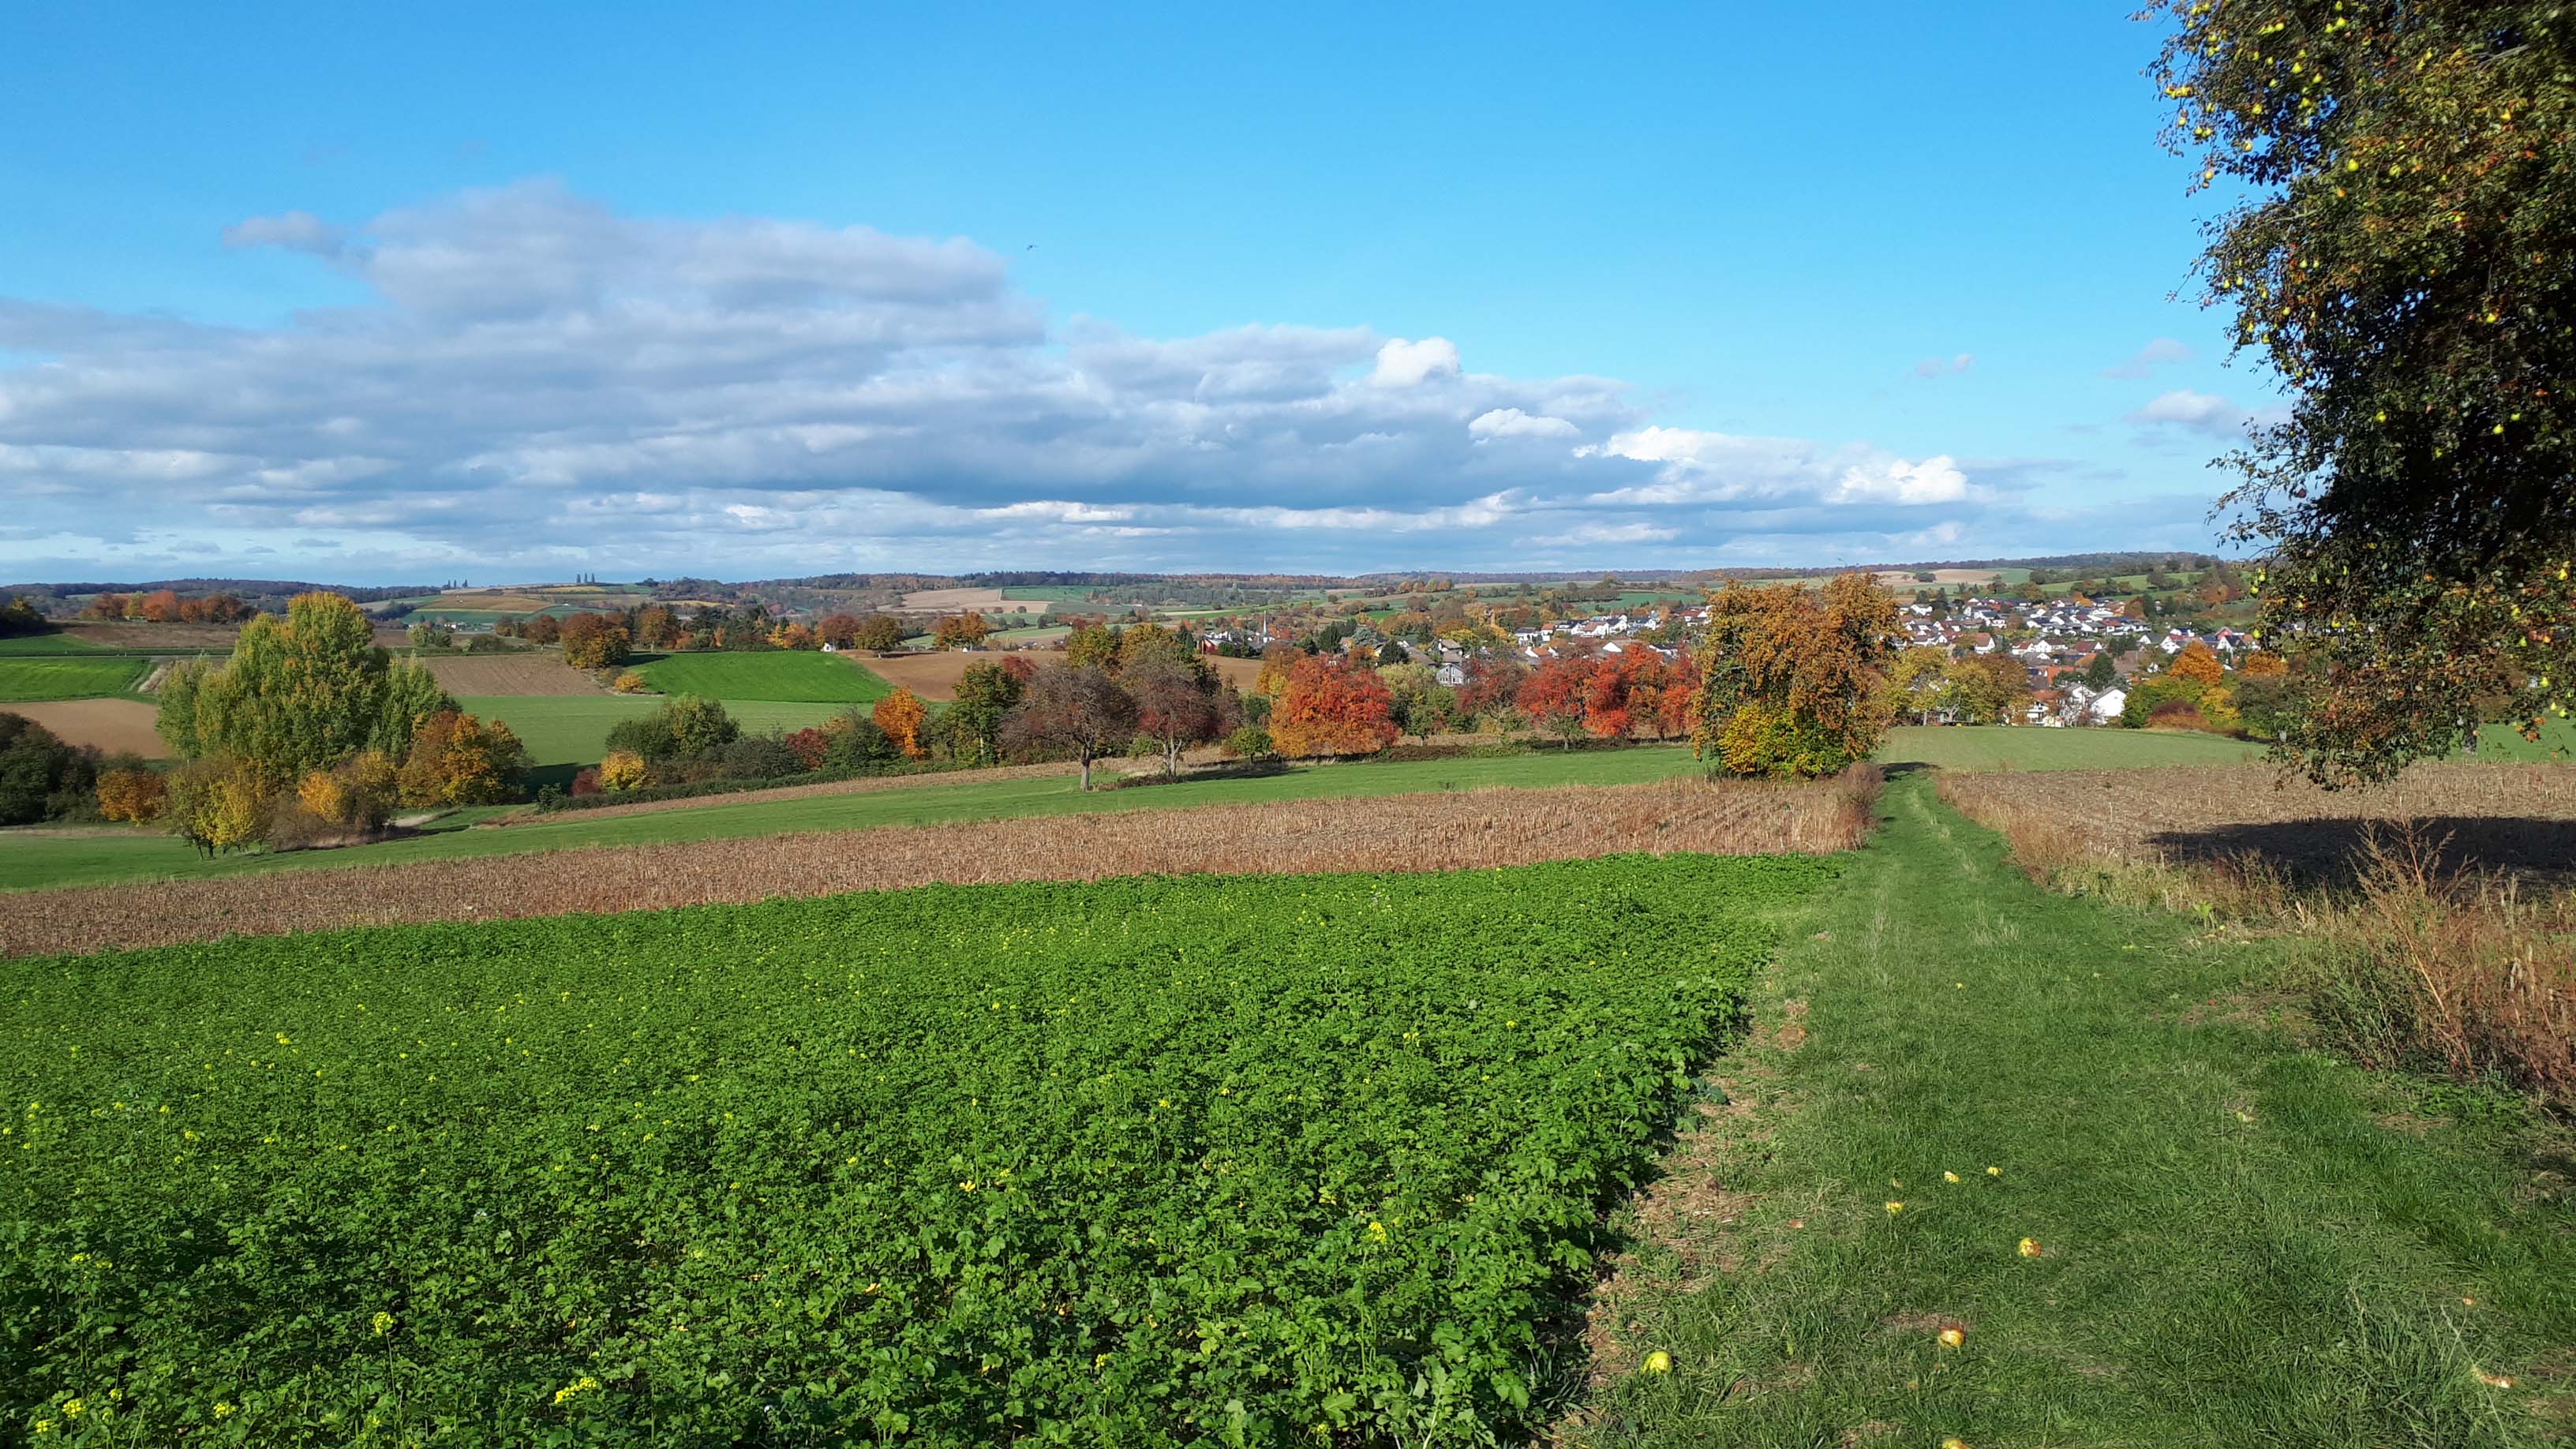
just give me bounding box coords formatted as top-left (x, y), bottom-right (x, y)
top-left (2, 771), bottom-right (1880, 959)
top-left (1940, 766), bottom-right (2576, 1110)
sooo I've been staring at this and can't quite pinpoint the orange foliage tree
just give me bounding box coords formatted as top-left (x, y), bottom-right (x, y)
top-left (874, 687), bottom-right (929, 759)
top-left (1694, 574), bottom-right (1899, 778)
top-left (1270, 655), bottom-right (1398, 758)
top-left (2167, 641), bottom-right (2225, 687)
top-left (1516, 651), bottom-right (1593, 747)
top-left (395, 710), bottom-right (529, 807)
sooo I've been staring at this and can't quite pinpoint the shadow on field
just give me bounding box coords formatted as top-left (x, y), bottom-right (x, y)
top-left (2147, 815), bottom-right (2576, 888)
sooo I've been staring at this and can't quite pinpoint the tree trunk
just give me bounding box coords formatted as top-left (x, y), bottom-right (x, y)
top-left (1078, 748), bottom-right (1093, 792)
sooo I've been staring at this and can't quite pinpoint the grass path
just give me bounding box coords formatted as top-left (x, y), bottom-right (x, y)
top-left (1582, 773), bottom-right (2574, 1446)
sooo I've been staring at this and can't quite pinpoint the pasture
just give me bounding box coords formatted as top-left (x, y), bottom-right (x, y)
top-left (0, 634), bottom-right (107, 656)
top-left (454, 695), bottom-right (851, 780)
top-left (0, 852), bottom-right (1832, 1443)
top-left (630, 650), bottom-right (892, 703)
top-left (0, 656), bottom-right (147, 702)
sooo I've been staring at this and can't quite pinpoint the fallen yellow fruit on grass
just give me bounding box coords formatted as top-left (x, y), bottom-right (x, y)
top-left (1938, 1327), bottom-right (1966, 1348)
top-left (1943, 1170), bottom-right (1960, 1183)
top-left (1642, 1350), bottom-right (1672, 1375)
top-left (1986, 1166), bottom-right (2001, 1177)
top-left (1886, 1200), bottom-right (1906, 1215)
top-left (1942, 1439), bottom-right (1970, 1449)
top-left (2019, 1237), bottom-right (2043, 1258)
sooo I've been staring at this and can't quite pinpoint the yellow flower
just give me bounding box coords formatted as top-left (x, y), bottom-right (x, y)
top-left (1938, 1327), bottom-right (1965, 1348)
top-left (214, 1403), bottom-right (237, 1419)
top-left (61, 1399), bottom-right (84, 1417)
top-left (1366, 1220), bottom-right (1389, 1243)
top-left (1642, 1350), bottom-right (1672, 1374)
top-left (552, 1375), bottom-right (601, 1406)
top-left (372, 1310), bottom-right (395, 1335)
top-left (1885, 1200), bottom-right (1906, 1215)
top-left (1943, 1171), bottom-right (1960, 1184)
top-left (2018, 1237), bottom-right (2043, 1258)
top-left (1986, 1166), bottom-right (2001, 1178)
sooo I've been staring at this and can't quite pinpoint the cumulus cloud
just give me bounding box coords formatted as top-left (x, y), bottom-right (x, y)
top-left (1369, 336), bottom-right (1461, 388)
top-left (0, 181), bottom-right (2133, 575)
top-left (2102, 337), bottom-right (2193, 380)
top-left (2127, 388), bottom-right (2255, 436)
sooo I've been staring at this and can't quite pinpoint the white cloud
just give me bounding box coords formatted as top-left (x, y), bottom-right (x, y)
top-left (1369, 335), bottom-right (1461, 388)
top-left (0, 181), bottom-right (2131, 575)
top-left (2127, 388), bottom-right (2252, 436)
top-left (1468, 407), bottom-right (1578, 440)
top-left (2102, 337), bottom-right (2193, 380)
top-left (1911, 353), bottom-right (1974, 379)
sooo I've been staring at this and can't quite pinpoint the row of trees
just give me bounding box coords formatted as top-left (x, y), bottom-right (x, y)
top-left (503, 603), bottom-right (983, 662)
top-left (80, 590), bottom-right (257, 624)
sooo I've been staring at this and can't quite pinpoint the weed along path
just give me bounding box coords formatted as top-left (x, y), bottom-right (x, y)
top-left (1578, 773), bottom-right (2575, 1447)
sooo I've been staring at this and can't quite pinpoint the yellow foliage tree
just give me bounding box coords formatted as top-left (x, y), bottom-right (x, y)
top-left (599, 750), bottom-right (650, 792)
top-left (2169, 641), bottom-right (2226, 687)
top-left (95, 768), bottom-right (167, 823)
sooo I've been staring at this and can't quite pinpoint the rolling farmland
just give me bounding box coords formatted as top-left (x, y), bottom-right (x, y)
top-left (0, 657), bottom-right (147, 702)
top-left (631, 649), bottom-right (892, 702)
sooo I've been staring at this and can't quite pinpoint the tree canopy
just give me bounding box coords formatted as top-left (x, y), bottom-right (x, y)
top-left (1693, 575), bottom-right (1898, 778)
top-left (2149, 0), bottom-right (2574, 781)
top-left (158, 591), bottom-right (452, 783)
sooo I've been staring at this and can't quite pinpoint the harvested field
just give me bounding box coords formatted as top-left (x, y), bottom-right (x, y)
top-left (863, 648), bottom-right (1260, 700)
top-left (0, 773), bottom-right (1878, 957)
top-left (493, 757), bottom-right (1148, 826)
top-left (1940, 762), bottom-right (2576, 886)
top-left (418, 653), bottom-right (603, 695)
top-left (897, 586), bottom-right (1059, 614)
top-left (64, 623), bottom-right (242, 651)
top-left (3, 698), bottom-right (166, 757)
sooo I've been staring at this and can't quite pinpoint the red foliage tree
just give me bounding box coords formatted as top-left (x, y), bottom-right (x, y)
top-left (1516, 650), bottom-right (1593, 747)
top-left (1270, 655), bottom-right (1398, 758)
top-left (1455, 656), bottom-right (1527, 721)
top-left (1000, 664), bottom-right (1136, 790)
top-left (1128, 657), bottom-right (1234, 777)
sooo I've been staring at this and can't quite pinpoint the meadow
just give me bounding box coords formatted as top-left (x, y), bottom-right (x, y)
top-left (0, 852), bottom-right (1836, 1444)
top-left (0, 657), bottom-right (147, 702)
top-left (453, 695), bottom-right (852, 781)
top-left (0, 635), bottom-right (110, 657)
top-left (629, 650), bottom-right (892, 704)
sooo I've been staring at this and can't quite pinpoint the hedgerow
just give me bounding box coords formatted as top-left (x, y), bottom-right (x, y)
top-left (0, 853), bottom-right (1832, 1444)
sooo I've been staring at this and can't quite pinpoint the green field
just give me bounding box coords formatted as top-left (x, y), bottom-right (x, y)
top-left (630, 650), bottom-right (891, 703)
top-left (456, 695), bottom-right (852, 777)
top-left (0, 726), bottom-right (2424, 893)
top-left (0, 852), bottom-right (1830, 1444)
top-left (0, 634), bottom-right (107, 657)
top-left (0, 656), bottom-right (148, 701)
top-left (1591, 773), bottom-right (2575, 1444)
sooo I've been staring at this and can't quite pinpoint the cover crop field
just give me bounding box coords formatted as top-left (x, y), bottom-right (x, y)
top-left (630, 650), bottom-right (893, 704)
top-left (0, 657), bottom-right (148, 702)
top-left (0, 852), bottom-right (1833, 1444)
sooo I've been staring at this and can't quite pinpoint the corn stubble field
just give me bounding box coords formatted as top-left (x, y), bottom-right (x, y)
top-left (0, 773), bottom-right (1880, 958)
top-left (1941, 762), bottom-right (2576, 1108)
top-left (0, 851), bottom-right (1839, 1444)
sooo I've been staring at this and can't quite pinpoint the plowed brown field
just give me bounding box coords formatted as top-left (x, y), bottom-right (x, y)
top-left (5, 698), bottom-right (167, 758)
top-left (1, 774), bottom-right (1874, 957)
top-left (419, 655), bottom-right (603, 695)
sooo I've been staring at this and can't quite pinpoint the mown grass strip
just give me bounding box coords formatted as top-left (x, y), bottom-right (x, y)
top-left (1579, 774), bottom-right (2576, 1447)
top-left (0, 852), bottom-right (1835, 1444)
top-left (0, 657), bottom-right (148, 702)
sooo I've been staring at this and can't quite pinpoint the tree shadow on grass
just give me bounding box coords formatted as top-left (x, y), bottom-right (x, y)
top-left (2144, 815), bottom-right (2576, 889)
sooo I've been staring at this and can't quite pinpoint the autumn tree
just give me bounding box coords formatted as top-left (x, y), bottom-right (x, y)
top-left (1002, 664), bottom-right (1136, 790)
top-left (396, 710), bottom-right (530, 807)
top-left (930, 612), bottom-right (993, 650)
top-left (1455, 656), bottom-right (1528, 726)
top-left (1252, 642), bottom-right (1307, 698)
top-left (1941, 653), bottom-right (2031, 726)
top-left (560, 612), bottom-right (633, 670)
top-left (136, 589), bottom-right (182, 623)
top-left (1271, 655), bottom-right (1398, 758)
top-left (1889, 647), bottom-right (1949, 725)
top-left (156, 592), bottom-right (452, 784)
top-left (2167, 641), bottom-right (2226, 688)
top-left (817, 613), bottom-right (863, 649)
top-left (95, 765), bottom-right (167, 822)
top-left (1127, 657), bottom-right (1234, 777)
top-left (850, 614), bottom-right (908, 651)
top-left (163, 754), bottom-right (270, 856)
top-left (874, 687), bottom-right (930, 760)
top-left (1694, 574), bottom-right (1900, 778)
top-left (1063, 623), bottom-right (1121, 671)
top-left (2148, 0), bottom-right (2576, 781)
top-left (1517, 651), bottom-right (1593, 747)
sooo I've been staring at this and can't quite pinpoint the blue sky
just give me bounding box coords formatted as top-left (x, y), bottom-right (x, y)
top-left (0, 2), bottom-right (2277, 582)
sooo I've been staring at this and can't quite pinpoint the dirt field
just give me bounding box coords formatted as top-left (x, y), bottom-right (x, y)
top-left (1940, 762), bottom-right (2576, 886)
top-left (897, 586), bottom-right (1059, 615)
top-left (64, 623), bottom-right (243, 652)
top-left (419, 655), bottom-right (603, 696)
top-left (0, 773), bottom-right (1877, 957)
top-left (865, 649), bottom-right (1261, 701)
top-left (5, 699), bottom-right (167, 758)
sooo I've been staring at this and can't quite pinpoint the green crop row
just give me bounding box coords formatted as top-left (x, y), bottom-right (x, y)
top-left (1, 854), bottom-right (1833, 1445)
